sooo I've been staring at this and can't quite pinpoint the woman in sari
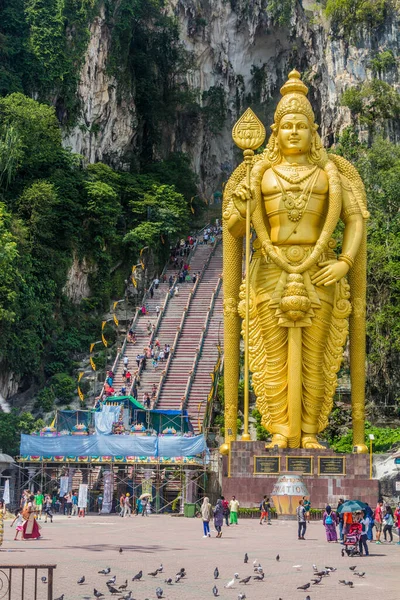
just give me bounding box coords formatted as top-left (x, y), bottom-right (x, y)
top-left (22, 495), bottom-right (41, 540)
top-left (322, 505), bottom-right (338, 542)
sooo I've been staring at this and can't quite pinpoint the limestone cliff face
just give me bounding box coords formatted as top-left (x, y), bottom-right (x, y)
top-left (66, 0), bottom-right (400, 195)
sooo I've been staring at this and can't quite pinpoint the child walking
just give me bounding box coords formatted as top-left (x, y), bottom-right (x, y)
top-left (10, 510), bottom-right (24, 540)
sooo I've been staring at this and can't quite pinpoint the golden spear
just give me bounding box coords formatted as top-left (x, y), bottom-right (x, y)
top-left (232, 108), bottom-right (266, 440)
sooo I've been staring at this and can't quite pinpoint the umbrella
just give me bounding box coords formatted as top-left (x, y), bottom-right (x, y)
top-left (337, 500), bottom-right (367, 513)
top-left (139, 493), bottom-right (151, 500)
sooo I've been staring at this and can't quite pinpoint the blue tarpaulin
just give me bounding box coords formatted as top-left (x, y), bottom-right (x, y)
top-left (20, 433), bottom-right (207, 458)
top-left (94, 405), bottom-right (121, 435)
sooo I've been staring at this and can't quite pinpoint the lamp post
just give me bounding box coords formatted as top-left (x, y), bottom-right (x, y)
top-left (369, 434), bottom-right (375, 479)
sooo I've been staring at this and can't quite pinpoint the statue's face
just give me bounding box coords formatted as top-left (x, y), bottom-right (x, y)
top-left (277, 113), bottom-right (313, 156)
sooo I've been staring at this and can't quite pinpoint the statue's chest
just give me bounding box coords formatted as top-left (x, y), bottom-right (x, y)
top-left (261, 167), bottom-right (329, 222)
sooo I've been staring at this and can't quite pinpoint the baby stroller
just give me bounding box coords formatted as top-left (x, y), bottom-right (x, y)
top-left (343, 522), bottom-right (362, 556)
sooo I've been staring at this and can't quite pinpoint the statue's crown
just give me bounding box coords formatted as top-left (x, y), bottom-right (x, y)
top-left (274, 69), bottom-right (315, 125)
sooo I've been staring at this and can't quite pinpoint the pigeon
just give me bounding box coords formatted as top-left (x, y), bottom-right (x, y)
top-left (253, 573), bottom-right (264, 581)
top-left (225, 577), bottom-right (235, 589)
top-left (156, 587), bottom-right (163, 598)
top-left (312, 577), bottom-right (322, 585)
top-left (325, 566), bottom-right (337, 572)
top-left (177, 568), bottom-right (186, 574)
top-left (238, 594), bottom-right (246, 600)
top-left (305, 596), bottom-right (311, 600)
top-left (214, 567), bottom-right (219, 579)
top-left (315, 570), bottom-right (329, 577)
top-left (119, 547), bottom-right (123, 553)
top-left (355, 572), bottom-right (365, 577)
top-left (349, 566), bottom-right (357, 571)
top-left (164, 578), bottom-right (173, 585)
top-left (339, 580), bottom-right (354, 587)
top-left (213, 584), bottom-right (219, 597)
top-left (108, 585), bottom-right (120, 595)
top-left (118, 593), bottom-right (132, 600)
top-left (119, 580), bottom-right (128, 590)
top-left (239, 576), bottom-right (251, 585)
top-left (54, 596), bottom-right (64, 600)
top-left (312, 564), bottom-right (318, 571)
top-left (148, 570), bottom-right (159, 577)
top-left (276, 554), bottom-right (280, 561)
top-left (157, 564), bottom-right (163, 573)
top-left (297, 583), bottom-right (311, 591)
top-left (255, 566), bottom-right (263, 574)
top-left (132, 570), bottom-right (143, 581)
top-left (341, 548), bottom-right (345, 557)
top-left (41, 577), bottom-right (47, 583)
top-left (77, 576), bottom-right (85, 584)
top-left (244, 553), bottom-right (248, 564)
top-left (234, 573), bottom-right (240, 579)
top-left (94, 590), bottom-right (104, 598)
top-left (99, 568), bottom-right (111, 575)
top-left (107, 576), bottom-right (117, 585)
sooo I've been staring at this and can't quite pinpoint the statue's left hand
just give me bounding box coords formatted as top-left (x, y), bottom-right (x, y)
top-left (311, 260), bottom-right (349, 287)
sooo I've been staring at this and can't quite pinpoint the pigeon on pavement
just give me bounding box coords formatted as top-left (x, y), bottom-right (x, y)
top-left (297, 583), bottom-right (311, 591)
top-left (119, 547), bottom-right (123, 553)
top-left (94, 589), bottom-right (104, 598)
top-left (118, 580), bottom-right (128, 590)
top-left (132, 570), bottom-right (143, 581)
top-left (77, 576), bottom-right (85, 585)
top-left (41, 577), bottom-right (47, 583)
top-left (244, 553), bottom-right (248, 564)
top-left (107, 584), bottom-right (120, 595)
top-left (312, 577), bottom-right (322, 585)
top-left (98, 568), bottom-right (111, 575)
top-left (164, 578), bottom-right (173, 585)
top-left (239, 576), bottom-right (251, 585)
top-left (157, 564), bottom-right (163, 573)
top-left (349, 566), bottom-right (357, 571)
top-left (148, 570), bottom-right (159, 577)
top-left (355, 572), bottom-right (365, 577)
top-left (214, 567), bottom-right (219, 579)
top-left (107, 576), bottom-right (117, 585)
top-left (54, 596), bottom-right (64, 600)
top-left (238, 594), bottom-right (246, 600)
top-left (339, 580), bottom-right (354, 587)
top-left (225, 577), bottom-right (235, 589)
top-left (213, 585), bottom-right (219, 596)
top-left (253, 573), bottom-right (264, 581)
top-left (276, 554), bottom-right (280, 561)
top-left (156, 586), bottom-right (163, 598)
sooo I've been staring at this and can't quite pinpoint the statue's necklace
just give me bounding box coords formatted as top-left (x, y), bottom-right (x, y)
top-left (272, 166), bottom-right (319, 222)
top-left (272, 164), bottom-right (318, 185)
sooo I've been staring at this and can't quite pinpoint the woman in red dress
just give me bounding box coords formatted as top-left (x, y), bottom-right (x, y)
top-left (22, 495), bottom-right (41, 540)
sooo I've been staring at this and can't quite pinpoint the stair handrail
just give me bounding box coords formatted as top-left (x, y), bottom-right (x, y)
top-left (182, 274), bottom-right (223, 408)
top-left (153, 237), bottom-right (222, 408)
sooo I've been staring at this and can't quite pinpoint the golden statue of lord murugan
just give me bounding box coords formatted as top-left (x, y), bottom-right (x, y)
top-left (221, 70), bottom-right (369, 454)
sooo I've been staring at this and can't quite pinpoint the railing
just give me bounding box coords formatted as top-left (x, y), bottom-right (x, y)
top-left (154, 237), bottom-right (222, 408)
top-left (182, 271), bottom-right (223, 409)
top-left (0, 565), bottom-right (56, 600)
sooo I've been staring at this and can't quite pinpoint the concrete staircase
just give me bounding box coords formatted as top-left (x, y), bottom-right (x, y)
top-left (156, 243), bottom-right (223, 427)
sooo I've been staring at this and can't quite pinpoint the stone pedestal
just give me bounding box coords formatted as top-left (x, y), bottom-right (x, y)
top-left (222, 442), bottom-right (379, 508)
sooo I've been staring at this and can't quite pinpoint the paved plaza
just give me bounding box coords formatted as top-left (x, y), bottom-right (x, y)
top-left (0, 514), bottom-right (397, 600)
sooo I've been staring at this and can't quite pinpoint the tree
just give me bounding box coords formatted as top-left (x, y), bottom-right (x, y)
top-left (0, 203), bottom-right (19, 323)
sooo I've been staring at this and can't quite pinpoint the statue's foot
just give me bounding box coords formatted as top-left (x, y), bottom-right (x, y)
top-left (301, 435), bottom-right (324, 449)
top-left (266, 434), bottom-right (288, 449)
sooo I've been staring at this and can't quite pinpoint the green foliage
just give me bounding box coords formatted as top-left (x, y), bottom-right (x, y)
top-left (330, 422), bottom-right (400, 453)
top-left (51, 372), bottom-right (76, 403)
top-left (369, 50), bottom-right (396, 76)
top-left (106, 0), bottom-right (197, 161)
top-left (35, 386), bottom-right (56, 412)
top-left (267, 0), bottom-right (296, 26)
top-left (0, 409), bottom-right (44, 456)
top-left (341, 80), bottom-right (400, 129)
top-left (251, 409), bottom-right (270, 441)
top-left (0, 203), bottom-right (19, 322)
top-left (202, 86), bottom-right (227, 134)
top-left (0, 0), bottom-right (100, 122)
top-left (325, 0), bottom-right (395, 37)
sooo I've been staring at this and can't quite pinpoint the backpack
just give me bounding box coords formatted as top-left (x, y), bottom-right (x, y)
top-left (325, 514), bottom-right (333, 525)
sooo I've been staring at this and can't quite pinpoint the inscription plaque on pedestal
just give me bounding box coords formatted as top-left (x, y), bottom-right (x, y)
top-left (254, 456), bottom-right (280, 475)
top-left (287, 456), bottom-right (313, 475)
top-left (318, 456), bottom-right (346, 476)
